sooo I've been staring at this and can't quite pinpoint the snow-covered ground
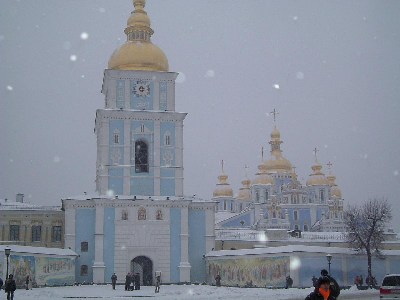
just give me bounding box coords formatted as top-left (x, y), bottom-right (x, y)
top-left (9, 284), bottom-right (379, 300)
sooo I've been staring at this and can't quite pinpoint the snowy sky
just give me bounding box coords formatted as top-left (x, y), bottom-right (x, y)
top-left (0, 1), bottom-right (399, 230)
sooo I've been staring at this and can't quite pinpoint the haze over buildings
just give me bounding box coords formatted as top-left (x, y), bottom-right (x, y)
top-left (1, 1), bottom-right (399, 230)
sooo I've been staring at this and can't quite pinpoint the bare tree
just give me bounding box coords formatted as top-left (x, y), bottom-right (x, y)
top-left (345, 198), bottom-right (392, 286)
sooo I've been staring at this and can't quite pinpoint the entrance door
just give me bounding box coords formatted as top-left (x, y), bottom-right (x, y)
top-left (131, 256), bottom-right (153, 286)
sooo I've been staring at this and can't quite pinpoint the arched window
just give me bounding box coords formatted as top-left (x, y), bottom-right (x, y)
top-left (273, 211), bottom-right (277, 218)
top-left (294, 225), bottom-right (299, 230)
top-left (80, 265), bottom-right (88, 276)
top-left (122, 210), bottom-right (128, 220)
top-left (138, 207), bottom-right (146, 220)
top-left (156, 209), bottom-right (163, 220)
top-left (81, 241), bottom-right (88, 252)
top-left (320, 189), bottom-right (325, 203)
top-left (255, 190), bottom-right (259, 202)
top-left (265, 190), bottom-right (269, 201)
top-left (294, 210), bottom-right (298, 221)
top-left (113, 130), bottom-right (120, 144)
top-left (304, 224), bottom-right (309, 231)
top-left (135, 140), bottom-right (149, 173)
top-left (223, 200), bottom-right (227, 211)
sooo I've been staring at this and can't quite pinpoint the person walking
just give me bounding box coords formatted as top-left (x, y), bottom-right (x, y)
top-left (215, 273), bottom-right (221, 287)
top-left (320, 269), bottom-right (340, 300)
top-left (111, 273), bottom-right (117, 290)
top-left (312, 275), bottom-right (318, 288)
top-left (5, 274), bottom-right (16, 300)
top-left (155, 274), bottom-right (161, 293)
top-left (285, 275), bottom-right (293, 289)
top-left (0, 276), bottom-right (3, 291)
top-left (125, 273), bottom-right (130, 291)
top-left (305, 276), bottom-right (336, 300)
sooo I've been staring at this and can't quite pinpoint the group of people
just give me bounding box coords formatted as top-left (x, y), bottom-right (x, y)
top-left (124, 272), bottom-right (141, 291)
top-left (305, 269), bottom-right (340, 300)
top-left (354, 274), bottom-right (377, 288)
top-left (0, 274), bottom-right (17, 300)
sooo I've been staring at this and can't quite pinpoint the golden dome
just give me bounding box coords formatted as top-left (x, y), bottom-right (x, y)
top-left (108, 0), bottom-right (169, 72)
top-left (327, 174), bottom-right (342, 198)
top-left (264, 126), bottom-right (293, 173)
top-left (306, 163), bottom-right (329, 186)
top-left (253, 163), bottom-right (274, 185)
top-left (213, 171), bottom-right (233, 198)
top-left (237, 178), bottom-right (251, 201)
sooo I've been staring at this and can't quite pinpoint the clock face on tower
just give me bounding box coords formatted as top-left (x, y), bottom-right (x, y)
top-left (133, 81), bottom-right (150, 97)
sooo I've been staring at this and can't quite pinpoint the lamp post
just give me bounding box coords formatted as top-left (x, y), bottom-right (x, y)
top-left (326, 254), bottom-right (332, 275)
top-left (5, 247), bottom-right (11, 279)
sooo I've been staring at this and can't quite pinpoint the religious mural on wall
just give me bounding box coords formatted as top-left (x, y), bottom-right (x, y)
top-left (35, 257), bottom-right (74, 286)
top-left (6, 254), bottom-right (75, 287)
top-left (207, 256), bottom-right (289, 287)
top-left (10, 255), bottom-right (35, 287)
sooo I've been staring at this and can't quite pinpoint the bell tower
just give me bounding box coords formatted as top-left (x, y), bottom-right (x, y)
top-left (95, 0), bottom-right (186, 196)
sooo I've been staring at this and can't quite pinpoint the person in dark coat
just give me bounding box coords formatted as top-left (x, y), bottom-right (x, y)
top-left (312, 275), bottom-right (318, 287)
top-left (5, 274), bottom-right (17, 300)
top-left (215, 273), bottom-right (221, 287)
top-left (134, 273), bottom-right (140, 290)
top-left (155, 275), bottom-right (161, 293)
top-left (0, 276), bottom-right (3, 290)
top-left (320, 269), bottom-right (340, 299)
top-left (285, 275), bottom-right (293, 289)
top-left (305, 276), bottom-right (336, 300)
top-left (125, 273), bottom-right (130, 291)
top-left (111, 273), bottom-right (117, 290)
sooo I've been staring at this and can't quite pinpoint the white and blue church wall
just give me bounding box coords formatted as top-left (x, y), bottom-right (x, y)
top-left (62, 197), bottom-right (215, 284)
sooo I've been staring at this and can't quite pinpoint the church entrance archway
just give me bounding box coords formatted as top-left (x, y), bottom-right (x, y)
top-left (131, 256), bottom-right (153, 286)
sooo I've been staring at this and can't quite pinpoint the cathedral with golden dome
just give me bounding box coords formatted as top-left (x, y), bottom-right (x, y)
top-left (212, 118), bottom-right (345, 233)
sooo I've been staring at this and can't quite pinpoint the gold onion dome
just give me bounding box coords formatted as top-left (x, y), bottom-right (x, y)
top-left (327, 174), bottom-right (342, 198)
top-left (306, 163), bottom-right (329, 186)
top-left (108, 0), bottom-right (169, 72)
top-left (253, 163), bottom-right (274, 185)
top-left (237, 178), bottom-right (251, 200)
top-left (264, 127), bottom-right (293, 173)
top-left (213, 165), bottom-right (233, 197)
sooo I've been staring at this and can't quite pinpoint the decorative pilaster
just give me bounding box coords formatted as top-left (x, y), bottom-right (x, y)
top-left (93, 205), bottom-right (106, 283)
top-left (179, 206), bottom-right (191, 282)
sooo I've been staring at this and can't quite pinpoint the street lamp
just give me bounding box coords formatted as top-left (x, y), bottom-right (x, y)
top-left (5, 247), bottom-right (11, 279)
top-left (326, 254), bottom-right (332, 275)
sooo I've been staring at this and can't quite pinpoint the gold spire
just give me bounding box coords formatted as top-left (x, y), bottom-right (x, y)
top-left (263, 124), bottom-right (293, 173)
top-left (326, 162), bottom-right (342, 198)
top-left (213, 160), bottom-right (233, 197)
top-left (237, 166), bottom-right (251, 200)
top-left (108, 0), bottom-right (169, 71)
top-left (306, 151), bottom-right (329, 186)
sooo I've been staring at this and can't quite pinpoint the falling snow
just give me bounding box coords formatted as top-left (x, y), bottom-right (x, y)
top-left (6, 85), bottom-right (13, 91)
top-left (80, 32), bottom-right (89, 40)
top-left (205, 70), bottom-right (215, 78)
top-left (69, 54), bottom-right (77, 62)
top-left (53, 156), bottom-right (61, 163)
top-left (273, 84), bottom-right (280, 89)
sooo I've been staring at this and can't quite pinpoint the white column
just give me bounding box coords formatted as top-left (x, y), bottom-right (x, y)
top-left (93, 204), bottom-right (106, 283)
top-left (96, 116), bottom-right (110, 195)
top-left (179, 205), bottom-right (191, 282)
top-left (64, 204), bottom-right (76, 251)
top-left (123, 119), bottom-right (131, 195)
top-left (175, 120), bottom-right (184, 196)
top-left (154, 120), bottom-right (161, 196)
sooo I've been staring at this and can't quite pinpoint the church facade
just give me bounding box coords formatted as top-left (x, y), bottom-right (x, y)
top-left (213, 123), bottom-right (345, 234)
top-left (63, 0), bottom-right (215, 285)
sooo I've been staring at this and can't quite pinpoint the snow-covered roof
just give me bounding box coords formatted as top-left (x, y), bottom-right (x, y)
top-left (0, 199), bottom-right (61, 211)
top-left (0, 245), bottom-right (77, 257)
top-left (206, 245), bottom-right (400, 258)
top-left (62, 194), bottom-right (214, 203)
top-left (215, 211), bottom-right (239, 224)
